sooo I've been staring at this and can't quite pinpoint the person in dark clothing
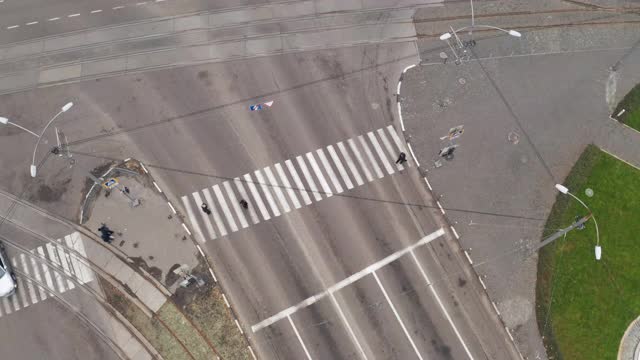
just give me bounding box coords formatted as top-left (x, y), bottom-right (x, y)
top-left (124, 186), bottom-right (130, 194)
top-left (98, 224), bottom-right (114, 243)
top-left (239, 199), bottom-right (248, 209)
top-left (201, 203), bottom-right (211, 215)
top-left (396, 152), bottom-right (407, 164)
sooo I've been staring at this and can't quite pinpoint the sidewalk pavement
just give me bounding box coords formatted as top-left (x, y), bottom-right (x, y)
top-left (83, 161), bottom-right (200, 291)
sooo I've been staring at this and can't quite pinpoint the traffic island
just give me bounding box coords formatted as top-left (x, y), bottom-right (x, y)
top-left (536, 144), bottom-right (640, 360)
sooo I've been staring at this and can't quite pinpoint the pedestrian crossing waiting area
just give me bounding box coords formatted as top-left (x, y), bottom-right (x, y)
top-left (182, 125), bottom-right (410, 242)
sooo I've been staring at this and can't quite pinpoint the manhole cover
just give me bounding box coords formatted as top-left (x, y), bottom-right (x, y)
top-left (459, 78), bottom-right (466, 85)
top-left (508, 131), bottom-right (520, 144)
top-left (585, 188), bottom-right (594, 197)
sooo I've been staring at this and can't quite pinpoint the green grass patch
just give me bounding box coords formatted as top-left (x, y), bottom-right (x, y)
top-left (536, 145), bottom-right (640, 360)
top-left (614, 82), bottom-right (640, 131)
top-left (157, 302), bottom-right (217, 360)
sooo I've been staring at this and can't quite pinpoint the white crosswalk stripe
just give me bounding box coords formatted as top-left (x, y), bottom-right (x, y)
top-left (264, 166), bottom-right (291, 214)
top-left (316, 149), bottom-right (343, 194)
top-left (203, 188), bottom-right (228, 237)
top-left (192, 191), bottom-right (217, 241)
top-left (180, 126), bottom-right (412, 240)
top-left (327, 145), bottom-right (354, 190)
top-left (0, 234), bottom-right (96, 318)
top-left (285, 160), bottom-right (312, 205)
top-left (296, 156), bottom-right (323, 201)
top-left (254, 169), bottom-right (281, 218)
top-left (337, 141), bottom-right (364, 186)
top-left (223, 181), bottom-right (249, 229)
top-left (358, 135), bottom-right (384, 179)
top-left (274, 163), bottom-right (302, 209)
top-left (368, 132), bottom-right (395, 175)
top-left (306, 152), bottom-right (333, 198)
top-left (234, 178), bottom-right (260, 224)
top-left (347, 138), bottom-right (373, 182)
top-left (244, 173), bottom-right (271, 221)
top-left (213, 184), bottom-right (239, 233)
top-left (377, 128), bottom-right (404, 171)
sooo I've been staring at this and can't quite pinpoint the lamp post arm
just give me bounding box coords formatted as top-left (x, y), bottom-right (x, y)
top-left (31, 109), bottom-right (64, 167)
top-left (7, 121), bottom-right (39, 138)
top-left (567, 191), bottom-right (600, 246)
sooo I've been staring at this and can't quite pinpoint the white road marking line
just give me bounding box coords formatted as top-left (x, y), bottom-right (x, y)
top-left (263, 166), bottom-right (291, 213)
top-left (29, 255), bottom-right (48, 300)
top-left (306, 152), bottom-right (333, 198)
top-left (358, 135), bottom-right (384, 179)
top-left (66, 233), bottom-right (94, 283)
top-left (296, 156), bottom-right (323, 201)
top-left (36, 247), bottom-right (55, 292)
top-left (252, 228), bottom-right (445, 331)
top-left (330, 292), bottom-right (368, 360)
top-left (234, 177), bottom-right (260, 224)
top-left (288, 315), bottom-right (313, 360)
top-left (155, 0), bottom-right (166, 2)
top-left (327, 145), bottom-right (354, 190)
top-left (222, 294), bottom-right (230, 307)
top-left (377, 129), bottom-right (404, 171)
top-left (208, 267), bottom-right (217, 282)
top-left (437, 201), bottom-right (445, 214)
top-left (181, 196), bottom-right (207, 243)
top-left (196, 245), bottom-right (205, 257)
top-left (409, 249), bottom-right (475, 359)
top-left (54, 242), bottom-right (75, 290)
top-left (7, 25), bottom-right (19, 29)
top-left (90, 9), bottom-right (103, 13)
top-left (13, 277), bottom-right (26, 309)
top-left (347, 138), bottom-right (373, 182)
top-left (45, 244), bottom-right (67, 292)
top-left (285, 160), bottom-right (312, 205)
top-left (26, 21), bottom-right (38, 26)
top-left (168, 202), bottom-right (177, 214)
top-left (387, 126), bottom-right (408, 159)
top-left (2, 297), bottom-right (12, 314)
top-left (423, 177), bottom-right (432, 191)
top-left (244, 173), bottom-right (271, 221)
top-left (464, 250), bottom-right (473, 264)
top-left (153, 181), bottom-right (163, 193)
top-left (337, 141), bottom-right (364, 186)
top-left (112, 5), bottom-right (124, 10)
top-left (223, 181), bottom-right (249, 229)
top-left (451, 226), bottom-right (460, 239)
top-left (407, 142), bottom-right (420, 167)
top-left (478, 276), bottom-right (487, 290)
top-left (235, 318), bottom-right (244, 334)
top-left (373, 270), bottom-right (424, 360)
top-left (213, 184), bottom-right (239, 233)
top-left (68, 13), bottom-right (80, 18)
top-left (248, 346), bottom-right (257, 360)
top-left (136, 1), bottom-right (147, 5)
top-left (48, 18), bottom-right (60, 21)
top-left (316, 148), bottom-right (343, 193)
top-left (182, 224), bottom-right (191, 235)
top-left (492, 301), bottom-right (501, 316)
top-left (192, 192), bottom-right (217, 241)
top-left (202, 188), bottom-right (228, 237)
top-left (274, 163), bottom-right (301, 209)
top-left (254, 169), bottom-right (281, 218)
top-left (367, 132), bottom-right (395, 175)
top-left (19, 254), bottom-right (38, 304)
top-left (0, 300), bottom-right (3, 317)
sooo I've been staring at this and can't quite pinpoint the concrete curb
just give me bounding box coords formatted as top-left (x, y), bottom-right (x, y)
top-left (618, 315), bottom-right (640, 360)
top-left (396, 63), bottom-right (526, 360)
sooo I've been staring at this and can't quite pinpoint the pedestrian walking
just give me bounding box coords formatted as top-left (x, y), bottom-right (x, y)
top-left (201, 203), bottom-right (211, 215)
top-left (239, 199), bottom-right (248, 209)
top-left (396, 152), bottom-right (407, 164)
top-left (124, 186), bottom-right (130, 194)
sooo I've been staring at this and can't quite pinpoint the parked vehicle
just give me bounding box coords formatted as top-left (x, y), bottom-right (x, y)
top-left (0, 243), bottom-right (17, 297)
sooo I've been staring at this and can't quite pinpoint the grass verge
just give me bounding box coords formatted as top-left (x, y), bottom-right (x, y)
top-left (614, 82), bottom-right (640, 131)
top-left (536, 144), bottom-right (640, 360)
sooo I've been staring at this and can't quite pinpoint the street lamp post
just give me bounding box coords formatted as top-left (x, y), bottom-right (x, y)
top-left (0, 102), bottom-right (74, 177)
top-left (555, 184), bottom-right (602, 260)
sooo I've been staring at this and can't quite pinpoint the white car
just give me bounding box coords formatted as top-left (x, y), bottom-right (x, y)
top-left (0, 243), bottom-right (16, 297)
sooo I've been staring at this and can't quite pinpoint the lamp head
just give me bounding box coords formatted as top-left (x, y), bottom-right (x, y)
top-left (508, 30), bottom-right (522, 37)
top-left (0, 117), bottom-right (7, 125)
top-left (30, 165), bottom-right (37, 178)
top-left (595, 245), bottom-right (602, 260)
top-left (61, 102), bottom-right (74, 112)
top-left (555, 184), bottom-right (569, 194)
top-left (439, 33), bottom-right (452, 41)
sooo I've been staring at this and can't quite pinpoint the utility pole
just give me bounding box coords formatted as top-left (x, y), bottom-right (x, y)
top-left (529, 214), bottom-right (592, 255)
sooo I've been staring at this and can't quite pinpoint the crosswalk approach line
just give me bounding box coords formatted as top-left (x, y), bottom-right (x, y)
top-left (29, 255), bottom-right (49, 301)
top-left (254, 169), bottom-right (281, 218)
top-left (45, 243), bottom-right (67, 293)
top-left (326, 145), bottom-right (354, 190)
top-left (274, 163), bottom-right (302, 209)
top-left (305, 152), bottom-right (333, 198)
top-left (377, 128), bottom-right (404, 171)
top-left (213, 184), bottom-right (239, 233)
top-left (54, 241), bottom-right (75, 290)
top-left (296, 155), bottom-right (323, 201)
top-left (202, 188), bottom-right (228, 237)
top-left (285, 159), bottom-right (313, 205)
top-left (191, 191), bottom-right (217, 241)
top-left (223, 181), bottom-right (249, 229)
top-left (316, 148), bottom-right (344, 194)
top-left (233, 177), bottom-right (260, 224)
top-left (386, 125), bottom-right (410, 167)
top-left (182, 195), bottom-right (208, 242)
top-left (358, 135), bottom-right (384, 179)
top-left (347, 138), bottom-right (374, 182)
top-left (337, 141), bottom-right (364, 186)
top-left (244, 173), bottom-right (271, 221)
top-left (263, 166), bottom-right (291, 214)
top-left (19, 254), bottom-right (38, 304)
top-left (368, 131), bottom-right (395, 175)
top-left (36, 247), bottom-right (55, 293)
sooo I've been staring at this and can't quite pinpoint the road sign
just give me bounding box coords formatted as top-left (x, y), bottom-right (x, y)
top-left (249, 100), bottom-right (274, 111)
top-left (102, 178), bottom-right (119, 190)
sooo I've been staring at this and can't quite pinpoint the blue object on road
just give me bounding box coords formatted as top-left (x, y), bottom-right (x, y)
top-left (250, 104), bottom-right (263, 111)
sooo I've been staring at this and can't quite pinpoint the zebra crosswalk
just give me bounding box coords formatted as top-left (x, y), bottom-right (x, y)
top-left (0, 232), bottom-right (94, 318)
top-left (181, 125), bottom-right (410, 243)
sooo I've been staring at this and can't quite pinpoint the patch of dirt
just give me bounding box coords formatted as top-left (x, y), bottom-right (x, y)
top-left (29, 177), bottom-right (71, 203)
top-left (166, 263), bottom-right (182, 287)
top-left (130, 256), bottom-right (163, 282)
